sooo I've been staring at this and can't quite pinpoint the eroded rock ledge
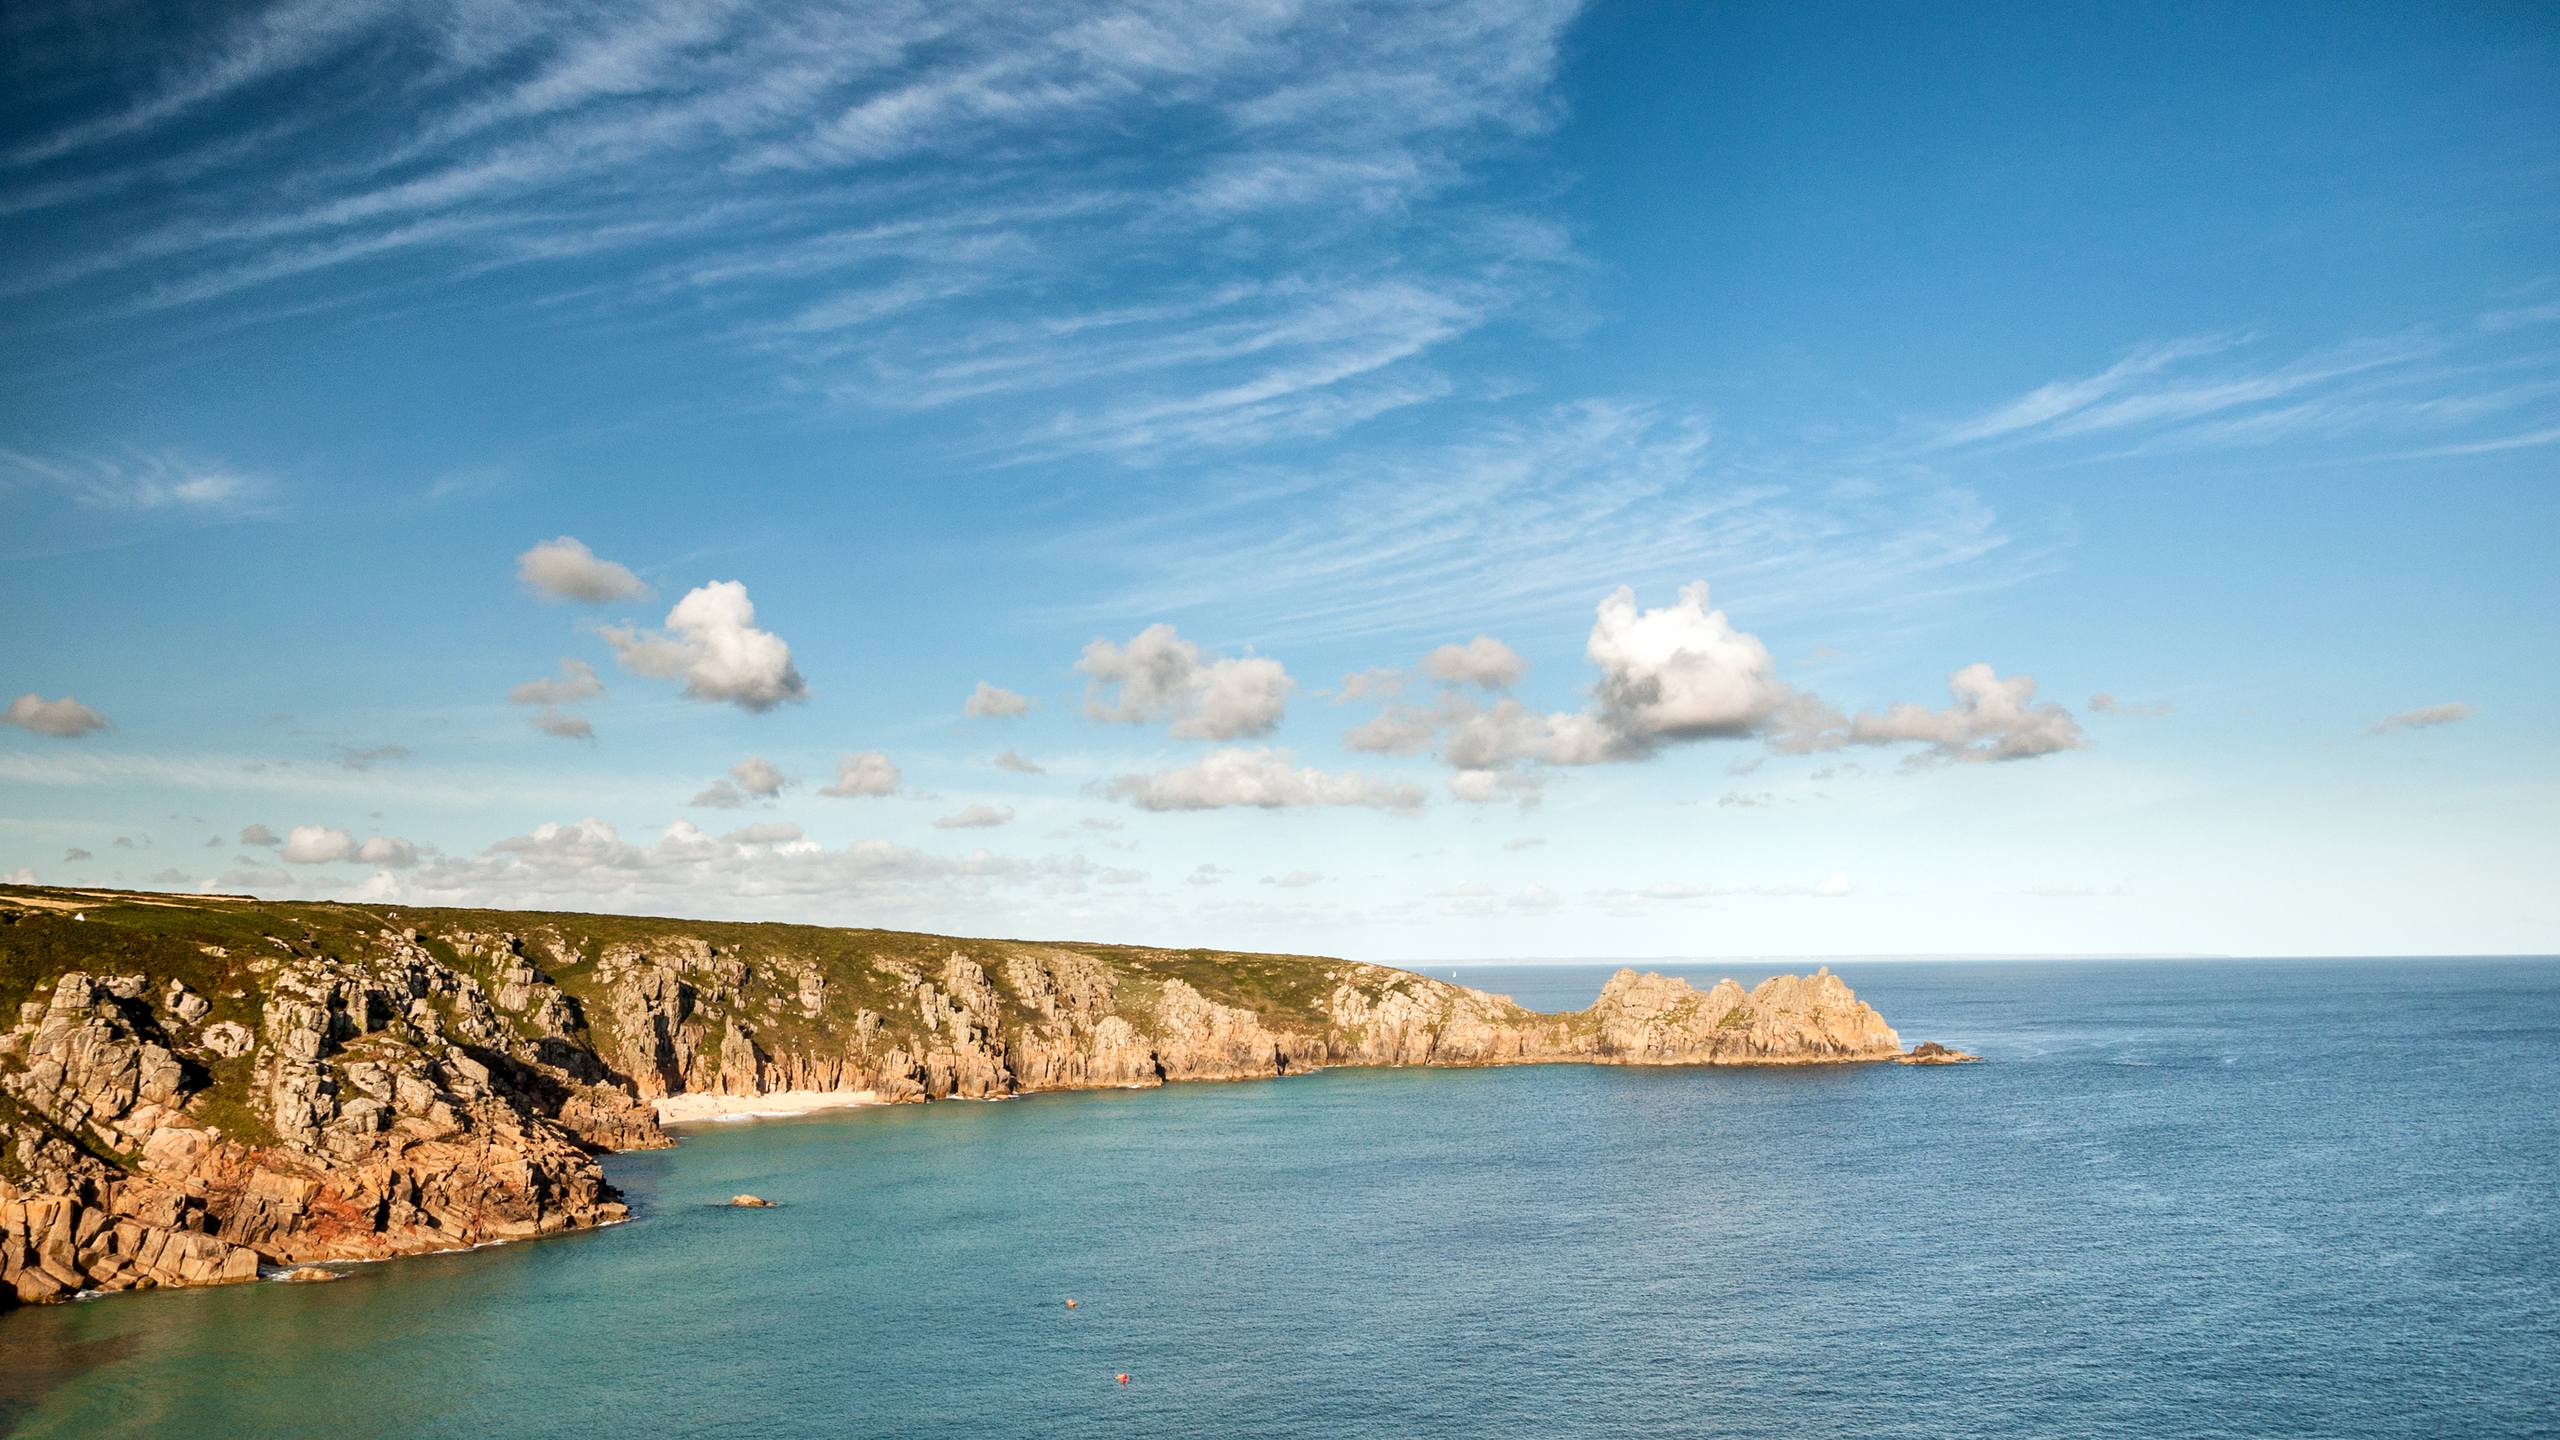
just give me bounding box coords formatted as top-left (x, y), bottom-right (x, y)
top-left (0, 887), bottom-right (1914, 1307)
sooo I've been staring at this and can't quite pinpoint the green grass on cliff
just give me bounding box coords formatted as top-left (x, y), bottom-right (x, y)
top-left (0, 885), bottom-right (1413, 1066)
top-left (0, 889), bottom-right (290, 1027)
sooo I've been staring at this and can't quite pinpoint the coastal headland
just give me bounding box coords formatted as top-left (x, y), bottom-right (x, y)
top-left (0, 885), bottom-right (1927, 1307)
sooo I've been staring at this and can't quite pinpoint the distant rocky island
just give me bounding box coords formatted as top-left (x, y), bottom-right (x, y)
top-left (0, 885), bottom-right (1946, 1308)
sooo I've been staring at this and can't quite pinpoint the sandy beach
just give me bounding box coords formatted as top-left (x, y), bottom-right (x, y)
top-left (653, 1090), bottom-right (883, 1124)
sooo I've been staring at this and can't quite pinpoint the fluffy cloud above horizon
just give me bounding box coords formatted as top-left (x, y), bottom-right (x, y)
top-left (3, 694), bottom-right (109, 738)
top-left (517, 537), bottom-right (649, 604)
top-left (0, 1), bottom-right (2548, 958)
top-left (603, 581), bottom-right (808, 713)
top-left (1079, 623), bottom-right (1295, 741)
top-left (1333, 581), bottom-right (2083, 782)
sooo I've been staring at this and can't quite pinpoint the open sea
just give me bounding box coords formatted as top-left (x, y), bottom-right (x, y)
top-left (3, 958), bottom-right (2555, 1438)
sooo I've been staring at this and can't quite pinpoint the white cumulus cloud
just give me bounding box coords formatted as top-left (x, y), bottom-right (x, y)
top-left (1077, 623), bottom-right (1293, 740)
top-left (691, 753), bottom-right (788, 809)
top-left (730, 755), bottom-right (789, 797)
top-left (1447, 767), bottom-right (1545, 807)
top-left (1339, 581), bottom-right (2089, 783)
top-left (1587, 582), bottom-right (1789, 747)
top-left (1421, 635), bottom-right (1526, 689)
top-left (517, 536), bottom-right (650, 603)
top-left (278, 824), bottom-right (356, 863)
top-left (1804, 664), bottom-right (2088, 764)
top-left (509, 657), bottom-right (606, 706)
top-left (531, 709), bottom-right (595, 741)
top-left (933, 804), bottom-right (1014, 829)
top-left (964, 681), bottom-right (1031, 717)
top-left (4, 693), bottom-right (111, 737)
top-left (691, 754), bottom-right (792, 808)
top-left (1340, 583), bottom-right (1791, 774)
top-left (604, 581), bottom-right (807, 712)
top-left (355, 835), bottom-right (420, 868)
top-left (817, 750), bottom-right (899, 798)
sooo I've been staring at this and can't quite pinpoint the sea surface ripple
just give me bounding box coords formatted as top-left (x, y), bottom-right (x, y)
top-left (3, 958), bottom-right (2553, 1437)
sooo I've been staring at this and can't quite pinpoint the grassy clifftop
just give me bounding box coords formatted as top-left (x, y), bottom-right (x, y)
top-left (0, 883), bottom-right (1404, 1058)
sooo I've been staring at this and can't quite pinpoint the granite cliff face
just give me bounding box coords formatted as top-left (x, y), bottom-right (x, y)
top-left (0, 886), bottom-right (1908, 1307)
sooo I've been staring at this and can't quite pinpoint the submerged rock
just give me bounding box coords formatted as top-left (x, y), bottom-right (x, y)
top-left (727, 1194), bottom-right (775, 1209)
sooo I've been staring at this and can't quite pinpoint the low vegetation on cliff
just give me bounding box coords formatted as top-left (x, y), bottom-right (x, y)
top-left (0, 884), bottom-right (1906, 1307)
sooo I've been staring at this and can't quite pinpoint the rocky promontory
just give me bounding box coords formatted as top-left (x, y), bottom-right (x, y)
top-left (0, 885), bottom-right (1915, 1307)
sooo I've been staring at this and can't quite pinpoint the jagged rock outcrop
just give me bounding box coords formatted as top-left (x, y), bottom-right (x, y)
top-left (0, 887), bottom-right (1928, 1308)
top-left (1, 919), bottom-right (647, 1306)
top-left (1577, 966), bottom-right (1903, 1064)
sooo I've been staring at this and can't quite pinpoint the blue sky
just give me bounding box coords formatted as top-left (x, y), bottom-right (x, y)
top-left (2, 0), bottom-right (2553, 959)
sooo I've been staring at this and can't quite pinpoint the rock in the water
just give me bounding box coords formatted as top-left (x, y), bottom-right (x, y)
top-left (273, 1265), bottom-right (344, 1283)
top-left (1897, 1041), bottom-right (1981, 1065)
top-left (728, 1194), bottom-right (776, 1208)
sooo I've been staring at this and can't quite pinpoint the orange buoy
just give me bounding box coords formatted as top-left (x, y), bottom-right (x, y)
top-left (1116, 1373), bottom-right (1130, 1386)
top-left (1065, 1298), bottom-right (1078, 1310)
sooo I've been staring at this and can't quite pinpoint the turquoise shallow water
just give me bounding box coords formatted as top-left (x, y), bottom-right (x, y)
top-left (3, 958), bottom-right (2556, 1437)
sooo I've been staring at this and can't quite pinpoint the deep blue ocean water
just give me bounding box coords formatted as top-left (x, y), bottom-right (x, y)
top-left (3, 958), bottom-right (2555, 1438)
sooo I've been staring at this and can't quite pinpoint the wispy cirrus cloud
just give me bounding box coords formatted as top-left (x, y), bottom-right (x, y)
top-left (1927, 336), bottom-right (2242, 448)
top-left (2369, 702), bottom-right (2471, 735)
top-left (1064, 400), bottom-right (2029, 647)
top-left (1, 0), bottom-right (401, 169)
top-left (0, 447), bottom-right (274, 514)
top-left (1925, 318), bottom-right (2560, 463)
top-left (2, 0), bottom-right (1584, 462)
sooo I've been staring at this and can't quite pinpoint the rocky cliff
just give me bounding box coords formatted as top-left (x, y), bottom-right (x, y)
top-left (0, 885), bottom-right (1905, 1307)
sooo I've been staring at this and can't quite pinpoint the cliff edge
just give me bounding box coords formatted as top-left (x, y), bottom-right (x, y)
top-left (0, 885), bottom-right (1904, 1307)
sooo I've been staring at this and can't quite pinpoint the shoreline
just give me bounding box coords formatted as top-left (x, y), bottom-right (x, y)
top-left (646, 1050), bottom-right (1923, 1125)
top-left (652, 1089), bottom-right (884, 1125)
